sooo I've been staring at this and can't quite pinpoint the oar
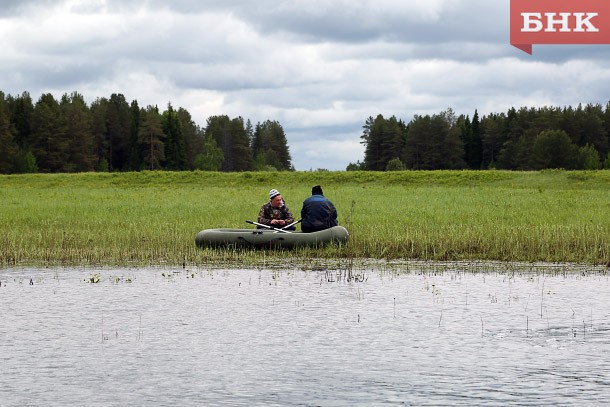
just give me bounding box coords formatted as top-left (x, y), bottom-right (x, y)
top-left (275, 219), bottom-right (302, 233)
top-left (246, 220), bottom-right (293, 233)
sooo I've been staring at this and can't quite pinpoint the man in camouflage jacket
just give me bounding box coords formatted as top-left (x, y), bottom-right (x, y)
top-left (258, 189), bottom-right (296, 230)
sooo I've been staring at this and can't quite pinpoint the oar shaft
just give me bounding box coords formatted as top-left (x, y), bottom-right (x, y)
top-left (246, 220), bottom-right (292, 233)
top-left (280, 219), bottom-right (302, 230)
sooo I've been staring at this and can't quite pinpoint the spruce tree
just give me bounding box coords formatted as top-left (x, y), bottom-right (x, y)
top-left (251, 120), bottom-right (292, 170)
top-left (178, 107), bottom-right (203, 170)
top-left (0, 92), bottom-right (18, 173)
top-left (163, 103), bottom-right (187, 170)
top-left (31, 93), bottom-right (68, 172)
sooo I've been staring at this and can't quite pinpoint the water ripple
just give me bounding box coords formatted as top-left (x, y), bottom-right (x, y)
top-left (1, 267), bottom-right (609, 406)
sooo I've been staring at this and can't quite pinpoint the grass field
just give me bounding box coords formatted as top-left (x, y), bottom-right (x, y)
top-left (1, 170), bottom-right (610, 268)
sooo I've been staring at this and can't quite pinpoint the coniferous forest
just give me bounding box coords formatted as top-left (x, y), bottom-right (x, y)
top-left (1, 91), bottom-right (610, 173)
top-left (0, 91), bottom-right (293, 174)
top-left (353, 105), bottom-right (610, 171)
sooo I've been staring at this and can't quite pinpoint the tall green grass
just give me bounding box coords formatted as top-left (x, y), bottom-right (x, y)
top-left (1, 170), bottom-right (609, 267)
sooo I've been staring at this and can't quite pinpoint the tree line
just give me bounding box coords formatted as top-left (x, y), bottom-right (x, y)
top-left (0, 91), bottom-right (293, 174)
top-left (352, 104), bottom-right (610, 171)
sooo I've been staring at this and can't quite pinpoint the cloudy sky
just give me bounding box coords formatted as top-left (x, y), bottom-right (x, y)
top-left (2, 0), bottom-right (610, 170)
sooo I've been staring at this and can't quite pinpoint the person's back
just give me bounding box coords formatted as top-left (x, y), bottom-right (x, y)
top-left (300, 185), bottom-right (338, 233)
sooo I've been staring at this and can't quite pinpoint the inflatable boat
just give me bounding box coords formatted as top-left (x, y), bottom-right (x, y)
top-left (195, 225), bottom-right (349, 249)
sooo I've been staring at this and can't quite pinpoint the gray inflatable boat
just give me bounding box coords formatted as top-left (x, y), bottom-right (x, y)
top-left (195, 226), bottom-right (349, 249)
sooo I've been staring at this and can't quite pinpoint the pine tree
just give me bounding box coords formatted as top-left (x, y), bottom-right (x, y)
top-left (106, 94), bottom-right (132, 171)
top-left (6, 91), bottom-right (34, 150)
top-left (580, 104), bottom-right (608, 158)
top-left (403, 114), bottom-right (447, 170)
top-left (60, 92), bottom-right (97, 172)
top-left (0, 92), bottom-right (18, 173)
top-left (442, 115), bottom-right (466, 169)
top-left (360, 116), bottom-right (375, 148)
top-left (90, 97), bottom-right (109, 171)
top-left (363, 114), bottom-right (386, 170)
top-left (403, 114), bottom-right (429, 170)
top-left (496, 107), bottom-right (522, 170)
top-left (31, 93), bottom-right (68, 172)
top-left (138, 105), bottom-right (165, 170)
top-left (480, 113), bottom-right (505, 168)
top-left (380, 116), bottom-right (406, 169)
top-left (127, 100), bottom-right (141, 171)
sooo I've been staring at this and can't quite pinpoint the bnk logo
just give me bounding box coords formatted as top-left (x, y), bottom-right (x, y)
top-left (510, 0), bottom-right (610, 54)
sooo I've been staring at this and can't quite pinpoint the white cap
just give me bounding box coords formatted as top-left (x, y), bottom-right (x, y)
top-left (269, 189), bottom-right (280, 200)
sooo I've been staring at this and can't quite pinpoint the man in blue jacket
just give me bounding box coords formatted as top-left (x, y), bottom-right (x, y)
top-left (300, 185), bottom-right (338, 233)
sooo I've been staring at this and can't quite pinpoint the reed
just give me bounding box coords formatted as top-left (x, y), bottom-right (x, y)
top-left (1, 170), bottom-right (610, 267)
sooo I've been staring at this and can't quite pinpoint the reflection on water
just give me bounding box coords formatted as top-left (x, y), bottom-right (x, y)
top-left (1, 266), bottom-right (609, 406)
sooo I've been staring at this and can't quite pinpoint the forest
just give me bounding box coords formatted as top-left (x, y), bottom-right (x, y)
top-left (0, 91), bottom-right (292, 174)
top-left (2, 90), bottom-right (610, 173)
top-left (354, 104), bottom-right (610, 171)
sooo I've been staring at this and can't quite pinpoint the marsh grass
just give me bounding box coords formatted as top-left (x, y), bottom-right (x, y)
top-left (1, 170), bottom-right (610, 267)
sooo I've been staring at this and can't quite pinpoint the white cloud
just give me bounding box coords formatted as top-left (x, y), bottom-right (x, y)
top-left (1, 0), bottom-right (610, 170)
top-left (291, 137), bottom-right (365, 171)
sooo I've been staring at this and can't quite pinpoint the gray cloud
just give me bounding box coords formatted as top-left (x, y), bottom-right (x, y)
top-left (0, 0), bottom-right (53, 16)
top-left (1, 0), bottom-right (610, 170)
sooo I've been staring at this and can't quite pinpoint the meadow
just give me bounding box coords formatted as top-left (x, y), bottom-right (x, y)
top-left (1, 170), bottom-right (610, 268)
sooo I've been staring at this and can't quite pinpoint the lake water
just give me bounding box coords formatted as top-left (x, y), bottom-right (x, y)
top-left (1, 264), bottom-right (610, 406)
